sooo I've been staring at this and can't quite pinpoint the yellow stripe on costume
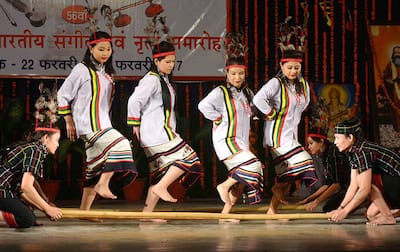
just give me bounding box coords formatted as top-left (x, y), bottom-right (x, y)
top-left (272, 77), bottom-right (287, 148)
top-left (220, 86), bottom-right (239, 154)
top-left (88, 67), bottom-right (101, 131)
top-left (127, 117), bottom-right (141, 126)
top-left (149, 71), bottom-right (174, 140)
top-left (164, 109), bottom-right (174, 140)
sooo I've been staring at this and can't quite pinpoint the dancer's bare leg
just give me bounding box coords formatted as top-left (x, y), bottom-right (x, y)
top-left (217, 177), bottom-right (238, 205)
top-left (80, 186), bottom-right (102, 222)
top-left (140, 166), bottom-right (184, 222)
top-left (94, 171), bottom-right (117, 199)
top-left (80, 186), bottom-right (97, 210)
top-left (267, 183), bottom-right (289, 217)
top-left (221, 202), bottom-right (234, 215)
top-left (141, 186), bottom-right (167, 223)
top-left (366, 203), bottom-right (380, 222)
top-left (271, 182), bottom-right (289, 205)
top-left (219, 183), bottom-right (244, 223)
top-left (151, 166), bottom-right (184, 203)
top-left (230, 183), bottom-right (245, 204)
top-left (266, 194), bottom-right (280, 215)
top-left (142, 186), bottom-right (160, 212)
top-left (366, 185), bottom-right (396, 225)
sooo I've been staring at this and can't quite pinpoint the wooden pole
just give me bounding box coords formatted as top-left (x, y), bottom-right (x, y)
top-left (153, 204), bottom-right (307, 213)
top-left (61, 208), bottom-right (331, 221)
top-left (59, 204), bottom-right (307, 214)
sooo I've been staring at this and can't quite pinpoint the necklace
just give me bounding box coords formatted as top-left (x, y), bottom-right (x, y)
top-left (231, 87), bottom-right (251, 117)
top-left (286, 82), bottom-right (301, 104)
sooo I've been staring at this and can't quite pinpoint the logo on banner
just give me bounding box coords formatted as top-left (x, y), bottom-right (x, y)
top-left (62, 5), bottom-right (89, 24)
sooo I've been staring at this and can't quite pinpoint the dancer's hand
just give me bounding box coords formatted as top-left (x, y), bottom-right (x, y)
top-left (328, 207), bottom-right (348, 223)
top-left (133, 126), bottom-right (140, 141)
top-left (296, 198), bottom-right (309, 205)
top-left (305, 200), bottom-right (319, 211)
top-left (44, 205), bottom-right (63, 221)
top-left (64, 115), bottom-right (77, 141)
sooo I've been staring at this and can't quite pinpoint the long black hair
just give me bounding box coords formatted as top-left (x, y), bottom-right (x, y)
top-left (82, 31), bottom-right (115, 76)
top-left (149, 41), bottom-right (175, 81)
top-left (149, 41), bottom-right (176, 113)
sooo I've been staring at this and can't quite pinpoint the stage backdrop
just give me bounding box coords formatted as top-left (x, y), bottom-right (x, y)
top-left (369, 25), bottom-right (400, 149)
top-left (0, 0), bottom-right (226, 78)
top-left (309, 83), bottom-right (360, 142)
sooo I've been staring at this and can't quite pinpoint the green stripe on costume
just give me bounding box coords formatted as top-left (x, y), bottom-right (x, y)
top-left (272, 77), bottom-right (288, 148)
top-left (219, 85), bottom-right (239, 154)
top-left (88, 67), bottom-right (101, 131)
top-left (149, 71), bottom-right (174, 140)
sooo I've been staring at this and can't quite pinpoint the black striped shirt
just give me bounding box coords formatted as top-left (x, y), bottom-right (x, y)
top-left (0, 142), bottom-right (46, 198)
top-left (347, 138), bottom-right (400, 176)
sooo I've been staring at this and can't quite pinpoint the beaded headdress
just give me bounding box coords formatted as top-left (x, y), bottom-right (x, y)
top-left (278, 16), bottom-right (308, 62)
top-left (223, 31), bottom-right (248, 69)
top-left (34, 82), bottom-right (59, 133)
top-left (143, 15), bottom-right (174, 58)
top-left (83, 3), bottom-right (112, 47)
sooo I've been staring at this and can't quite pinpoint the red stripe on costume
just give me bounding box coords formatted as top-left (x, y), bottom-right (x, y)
top-left (86, 136), bottom-right (125, 165)
top-left (273, 146), bottom-right (303, 164)
top-left (276, 84), bottom-right (290, 147)
top-left (147, 141), bottom-right (186, 162)
top-left (231, 99), bottom-right (240, 151)
top-left (58, 105), bottom-right (70, 110)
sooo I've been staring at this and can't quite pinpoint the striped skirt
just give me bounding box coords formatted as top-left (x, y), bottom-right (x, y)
top-left (223, 150), bottom-right (264, 204)
top-left (83, 128), bottom-right (137, 188)
top-left (144, 136), bottom-right (203, 189)
top-left (271, 143), bottom-right (318, 187)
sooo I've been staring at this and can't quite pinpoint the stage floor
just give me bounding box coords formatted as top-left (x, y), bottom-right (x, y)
top-left (1, 198), bottom-right (399, 252)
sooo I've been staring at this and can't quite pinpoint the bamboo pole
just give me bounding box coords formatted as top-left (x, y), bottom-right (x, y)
top-left (59, 204), bottom-right (307, 214)
top-left (154, 204), bottom-right (307, 213)
top-left (61, 208), bottom-right (331, 221)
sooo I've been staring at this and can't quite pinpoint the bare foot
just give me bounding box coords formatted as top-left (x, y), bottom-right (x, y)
top-left (151, 185), bottom-right (177, 203)
top-left (217, 184), bottom-right (232, 205)
top-left (392, 209), bottom-right (400, 218)
top-left (266, 208), bottom-right (276, 215)
top-left (366, 213), bottom-right (380, 222)
top-left (229, 191), bottom-right (239, 206)
top-left (271, 186), bottom-right (289, 205)
top-left (366, 215), bottom-right (396, 226)
top-left (94, 184), bottom-right (117, 199)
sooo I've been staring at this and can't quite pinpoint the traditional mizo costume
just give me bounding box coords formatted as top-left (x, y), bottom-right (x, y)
top-left (198, 31), bottom-right (264, 204)
top-left (58, 36), bottom-right (137, 191)
top-left (127, 16), bottom-right (202, 190)
top-left (253, 16), bottom-right (318, 187)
